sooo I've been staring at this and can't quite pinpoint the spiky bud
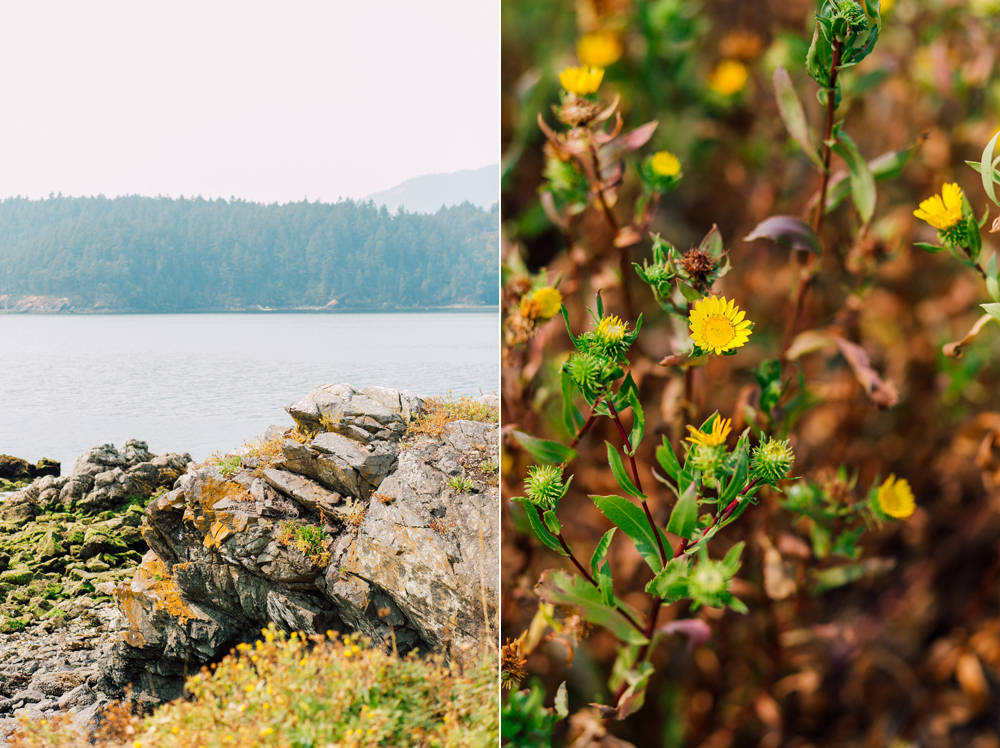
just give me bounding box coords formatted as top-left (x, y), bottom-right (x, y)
top-left (524, 465), bottom-right (566, 511)
top-left (565, 352), bottom-right (603, 393)
top-left (751, 437), bottom-right (794, 484)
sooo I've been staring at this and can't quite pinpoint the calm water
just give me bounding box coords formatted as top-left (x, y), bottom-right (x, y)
top-left (0, 312), bottom-right (498, 469)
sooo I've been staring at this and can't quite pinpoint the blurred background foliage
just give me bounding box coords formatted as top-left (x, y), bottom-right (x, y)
top-left (501, 0), bottom-right (1000, 746)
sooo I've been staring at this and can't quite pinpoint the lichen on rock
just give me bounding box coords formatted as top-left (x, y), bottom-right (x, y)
top-left (100, 384), bottom-right (499, 704)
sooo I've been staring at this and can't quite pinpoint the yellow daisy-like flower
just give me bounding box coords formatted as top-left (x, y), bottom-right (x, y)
top-left (686, 417), bottom-right (732, 448)
top-left (531, 287), bottom-right (562, 318)
top-left (877, 474), bottom-right (915, 519)
top-left (913, 182), bottom-right (964, 231)
top-left (577, 31), bottom-right (623, 67)
top-left (596, 315), bottom-right (626, 344)
top-left (708, 59), bottom-right (749, 96)
top-left (650, 150), bottom-right (681, 177)
top-left (559, 66), bottom-right (605, 96)
top-left (689, 295), bottom-right (752, 355)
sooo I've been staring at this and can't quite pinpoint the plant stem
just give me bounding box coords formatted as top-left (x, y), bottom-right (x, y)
top-left (783, 38), bottom-right (844, 355)
top-left (570, 398), bottom-right (602, 449)
top-left (960, 244), bottom-right (988, 279)
top-left (535, 507), bottom-right (646, 635)
top-left (606, 398), bottom-right (669, 566)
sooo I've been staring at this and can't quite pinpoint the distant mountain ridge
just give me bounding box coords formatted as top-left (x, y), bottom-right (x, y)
top-left (365, 165), bottom-right (498, 214)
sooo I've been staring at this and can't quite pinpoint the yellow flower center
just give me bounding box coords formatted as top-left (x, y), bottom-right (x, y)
top-left (650, 150), bottom-right (681, 177)
top-left (689, 295), bottom-right (752, 355)
top-left (702, 315), bottom-right (736, 349)
top-left (597, 315), bottom-right (625, 343)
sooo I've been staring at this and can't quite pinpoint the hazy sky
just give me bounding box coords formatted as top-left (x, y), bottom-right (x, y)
top-left (0, 2), bottom-right (498, 203)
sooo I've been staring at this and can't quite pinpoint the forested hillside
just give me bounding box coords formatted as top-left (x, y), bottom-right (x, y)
top-left (0, 196), bottom-right (498, 310)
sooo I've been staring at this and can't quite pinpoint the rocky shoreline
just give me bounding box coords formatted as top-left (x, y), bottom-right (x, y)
top-left (0, 384), bottom-right (498, 742)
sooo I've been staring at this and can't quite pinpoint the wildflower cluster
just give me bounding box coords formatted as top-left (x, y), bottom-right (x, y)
top-left (502, 268), bottom-right (563, 349)
top-left (561, 299), bottom-right (641, 399)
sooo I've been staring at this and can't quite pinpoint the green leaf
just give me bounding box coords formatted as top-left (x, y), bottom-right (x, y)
top-left (617, 661), bottom-right (655, 719)
top-left (698, 224), bottom-right (724, 259)
top-left (626, 387), bottom-right (644, 454)
top-left (590, 528), bottom-right (617, 577)
top-left (559, 304), bottom-right (578, 349)
top-left (591, 494), bottom-right (669, 574)
top-left (809, 558), bottom-right (895, 594)
top-left (560, 370), bottom-right (585, 437)
top-left (597, 561), bottom-right (615, 607)
top-left (810, 521), bottom-right (831, 559)
top-left (988, 254), bottom-right (1000, 303)
top-left (666, 483), bottom-right (698, 540)
top-left (513, 498), bottom-right (567, 556)
top-left (543, 509), bottom-right (562, 536)
top-left (655, 437), bottom-right (681, 482)
top-left (830, 132), bottom-right (876, 224)
top-left (980, 131), bottom-right (1000, 207)
top-left (513, 431), bottom-right (578, 466)
top-left (719, 436), bottom-right (750, 504)
top-left (805, 24), bottom-right (832, 90)
top-left (677, 280), bottom-right (703, 303)
top-left (535, 569), bottom-right (649, 645)
top-left (605, 442), bottom-right (645, 498)
top-left (720, 541), bottom-right (745, 576)
top-left (982, 303), bottom-right (1000, 324)
top-left (645, 557), bottom-right (690, 603)
top-left (773, 65), bottom-right (823, 169)
top-left (967, 213), bottom-right (983, 262)
top-left (914, 242), bottom-right (947, 254)
top-left (967, 159), bottom-right (1000, 186)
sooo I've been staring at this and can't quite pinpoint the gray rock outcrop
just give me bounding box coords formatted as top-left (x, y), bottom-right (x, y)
top-left (101, 385), bottom-right (499, 703)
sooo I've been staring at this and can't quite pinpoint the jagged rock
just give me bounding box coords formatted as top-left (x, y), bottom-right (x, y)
top-left (0, 455), bottom-right (60, 483)
top-left (102, 384), bottom-right (497, 704)
top-left (262, 469), bottom-right (342, 514)
top-left (30, 671), bottom-right (86, 697)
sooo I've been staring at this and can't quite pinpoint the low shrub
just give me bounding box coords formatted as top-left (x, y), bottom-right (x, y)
top-left (9, 626), bottom-right (499, 748)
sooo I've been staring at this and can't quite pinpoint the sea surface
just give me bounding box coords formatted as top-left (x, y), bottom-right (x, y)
top-left (0, 311), bottom-right (498, 470)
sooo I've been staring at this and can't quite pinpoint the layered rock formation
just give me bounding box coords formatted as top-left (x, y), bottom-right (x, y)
top-left (101, 385), bottom-right (499, 704)
top-left (0, 455), bottom-right (60, 492)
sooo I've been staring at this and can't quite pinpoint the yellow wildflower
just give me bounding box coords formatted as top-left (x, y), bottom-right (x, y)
top-left (172, 727), bottom-right (179, 734)
top-left (881, 0), bottom-right (894, 11)
top-left (686, 417), bottom-right (733, 448)
top-left (877, 474), bottom-right (915, 519)
top-left (914, 183), bottom-right (964, 231)
top-left (261, 727), bottom-right (274, 737)
top-left (650, 150), bottom-right (681, 178)
top-left (577, 31), bottom-right (622, 67)
top-left (708, 59), bottom-right (749, 96)
top-left (596, 315), bottom-right (626, 344)
top-left (689, 295), bottom-right (752, 355)
top-left (559, 66), bottom-right (604, 96)
top-left (520, 286), bottom-right (562, 321)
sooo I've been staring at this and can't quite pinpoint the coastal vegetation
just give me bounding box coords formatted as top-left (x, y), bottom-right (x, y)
top-left (10, 627), bottom-right (499, 748)
top-left (0, 196), bottom-right (498, 311)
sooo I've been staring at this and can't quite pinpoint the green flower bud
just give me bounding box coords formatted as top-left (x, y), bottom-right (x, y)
top-left (524, 465), bottom-right (566, 511)
top-left (751, 437), bottom-right (794, 484)
top-left (836, 0), bottom-right (868, 33)
top-left (688, 443), bottom-right (725, 480)
top-left (564, 352), bottom-right (603, 393)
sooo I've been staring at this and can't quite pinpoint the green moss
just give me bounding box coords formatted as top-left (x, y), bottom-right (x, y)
top-left (0, 617), bottom-right (26, 633)
top-left (0, 568), bottom-right (32, 586)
